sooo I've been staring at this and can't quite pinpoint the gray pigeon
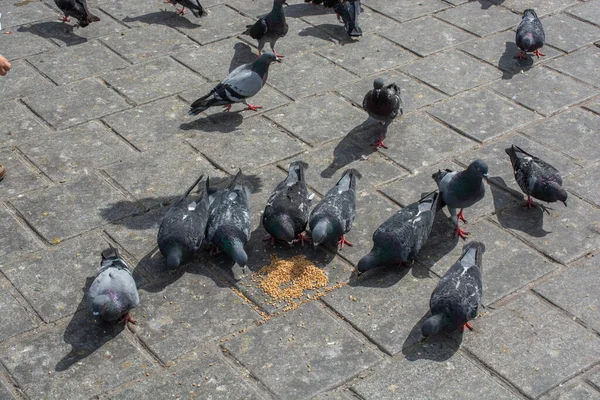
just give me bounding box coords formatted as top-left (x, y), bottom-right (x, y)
top-left (422, 241), bottom-right (485, 337)
top-left (515, 9), bottom-right (545, 60)
top-left (305, 0), bottom-right (362, 37)
top-left (87, 246), bottom-right (139, 324)
top-left (157, 174), bottom-right (210, 269)
top-left (505, 145), bottom-right (567, 213)
top-left (54, 0), bottom-right (100, 27)
top-left (166, 0), bottom-right (206, 17)
top-left (243, 0), bottom-right (289, 58)
top-left (362, 78), bottom-right (403, 150)
top-left (188, 52), bottom-right (281, 115)
top-left (357, 191), bottom-right (440, 275)
top-left (432, 160), bottom-right (488, 240)
top-left (263, 161), bottom-right (312, 245)
top-left (206, 170), bottom-right (251, 280)
top-left (309, 169), bottom-right (361, 249)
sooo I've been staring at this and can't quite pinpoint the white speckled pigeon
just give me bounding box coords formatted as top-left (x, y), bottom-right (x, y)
top-left (362, 78), bottom-right (403, 150)
top-left (432, 160), bottom-right (488, 240)
top-left (157, 174), bottom-right (210, 269)
top-left (188, 52), bottom-right (281, 115)
top-left (243, 0), bottom-right (289, 58)
top-left (166, 0), bottom-right (206, 17)
top-left (357, 190), bottom-right (440, 275)
top-left (515, 9), bottom-right (545, 60)
top-left (422, 241), bottom-right (485, 337)
top-left (305, 0), bottom-right (362, 37)
top-left (87, 246), bottom-right (139, 324)
top-left (54, 0), bottom-right (100, 27)
top-left (505, 145), bottom-right (567, 213)
top-left (309, 168), bottom-right (361, 249)
top-left (263, 160), bottom-right (312, 245)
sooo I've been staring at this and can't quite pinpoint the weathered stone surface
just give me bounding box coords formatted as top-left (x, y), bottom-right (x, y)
top-left (363, 0), bottom-right (450, 22)
top-left (568, 163), bottom-right (600, 207)
top-left (0, 147), bottom-right (46, 200)
top-left (568, 0), bottom-right (600, 26)
top-left (172, 5), bottom-right (253, 45)
top-left (269, 17), bottom-right (337, 57)
top-left (0, 207), bottom-right (40, 259)
top-left (224, 301), bottom-right (381, 400)
top-left (437, 1), bottom-right (517, 37)
top-left (589, 370), bottom-right (600, 392)
top-left (0, 275), bottom-right (37, 341)
top-left (0, 381), bottom-right (16, 400)
top-left (584, 100), bottom-right (600, 115)
top-left (0, 100), bottom-right (50, 148)
top-left (1, 1), bottom-right (59, 28)
top-left (463, 293), bottom-right (600, 398)
top-left (99, 0), bottom-right (177, 28)
top-left (548, 46), bottom-right (600, 89)
top-left (0, 28), bottom-right (54, 61)
top-left (500, 0), bottom-right (580, 17)
top-left (22, 78), bottom-right (130, 130)
top-left (543, 14), bottom-right (600, 53)
top-left (543, 383), bottom-right (600, 400)
top-left (312, 389), bottom-right (354, 400)
top-left (380, 17), bottom-right (475, 57)
top-left (0, 59), bottom-right (54, 101)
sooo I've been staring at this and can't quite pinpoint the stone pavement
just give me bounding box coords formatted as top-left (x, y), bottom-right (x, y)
top-left (0, 0), bottom-right (599, 398)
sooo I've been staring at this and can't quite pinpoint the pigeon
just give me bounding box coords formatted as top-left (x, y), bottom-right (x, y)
top-left (157, 174), bottom-right (210, 269)
top-left (206, 170), bottom-right (252, 280)
top-left (305, 0), bottom-right (362, 37)
top-left (362, 78), bottom-right (403, 150)
top-left (165, 0), bottom-right (206, 17)
top-left (87, 245), bottom-right (139, 324)
top-left (188, 52), bottom-right (281, 115)
top-left (505, 145), bottom-right (567, 213)
top-left (422, 241), bottom-right (485, 337)
top-left (309, 168), bottom-right (361, 249)
top-left (263, 160), bottom-right (312, 245)
top-left (357, 191), bottom-right (440, 275)
top-left (54, 0), bottom-right (100, 27)
top-left (243, 0), bottom-right (289, 58)
top-left (515, 9), bottom-right (545, 60)
top-left (432, 160), bottom-right (488, 240)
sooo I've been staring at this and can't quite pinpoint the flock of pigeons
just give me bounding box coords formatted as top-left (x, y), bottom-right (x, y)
top-left (79, 1), bottom-right (567, 339)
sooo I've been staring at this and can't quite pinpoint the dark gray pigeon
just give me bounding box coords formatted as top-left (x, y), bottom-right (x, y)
top-left (87, 246), bottom-right (139, 324)
top-left (305, 0), bottom-right (362, 37)
top-left (357, 191), bottom-right (440, 275)
top-left (309, 168), bottom-right (361, 249)
top-left (54, 0), bottom-right (100, 27)
top-left (505, 145), bottom-right (567, 213)
top-left (515, 9), bottom-right (545, 60)
top-left (432, 160), bottom-right (488, 240)
top-left (206, 170), bottom-right (251, 280)
top-left (189, 52), bottom-right (281, 115)
top-left (422, 241), bottom-right (485, 337)
top-left (263, 161), bottom-right (312, 245)
top-left (157, 174), bottom-right (210, 269)
top-left (166, 0), bottom-right (206, 17)
top-left (362, 78), bottom-right (402, 150)
top-left (243, 0), bottom-right (289, 58)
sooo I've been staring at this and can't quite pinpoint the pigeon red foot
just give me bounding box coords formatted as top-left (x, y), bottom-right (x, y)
top-left (461, 321), bottom-right (474, 332)
top-left (514, 50), bottom-right (527, 60)
top-left (59, 16), bottom-right (71, 22)
top-left (337, 235), bottom-right (353, 249)
top-left (456, 209), bottom-right (467, 223)
top-left (263, 235), bottom-right (276, 245)
top-left (223, 104), bottom-right (232, 112)
top-left (455, 225), bottom-right (469, 240)
top-left (119, 312), bottom-right (136, 325)
top-left (295, 232), bottom-right (312, 246)
top-left (176, 7), bottom-right (186, 15)
top-left (533, 49), bottom-right (545, 58)
top-left (372, 136), bottom-right (388, 150)
top-left (245, 104), bottom-right (262, 111)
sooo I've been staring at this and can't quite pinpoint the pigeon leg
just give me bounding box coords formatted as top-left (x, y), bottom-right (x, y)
top-left (118, 312), bottom-right (137, 325)
top-left (209, 245), bottom-right (222, 255)
top-left (513, 50), bottom-right (527, 60)
top-left (456, 208), bottom-right (467, 223)
top-left (337, 235), bottom-right (353, 249)
top-left (244, 103), bottom-right (263, 111)
top-left (524, 195), bottom-right (534, 209)
top-left (533, 49), bottom-right (545, 58)
top-left (295, 232), bottom-right (312, 246)
top-left (263, 235), bottom-right (276, 245)
top-left (455, 225), bottom-right (469, 240)
top-left (336, 13), bottom-right (343, 23)
top-left (372, 136), bottom-right (388, 150)
top-left (59, 16), bottom-right (71, 22)
top-left (176, 7), bottom-right (185, 15)
top-left (222, 104), bottom-right (232, 112)
top-left (461, 321), bottom-right (474, 332)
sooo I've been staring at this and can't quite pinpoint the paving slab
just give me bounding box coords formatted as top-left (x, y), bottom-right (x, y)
top-left (22, 77), bottom-right (130, 130)
top-left (589, 370), bottom-right (600, 391)
top-left (543, 383), bottom-right (600, 400)
top-left (10, 173), bottom-right (140, 242)
top-left (542, 14), bottom-right (600, 53)
top-left (0, 0), bottom-right (59, 29)
top-left (0, 274), bottom-right (37, 341)
top-left (567, 0), bottom-right (600, 26)
top-left (224, 301), bottom-right (381, 400)
top-left (362, 0), bottom-right (450, 22)
top-left (312, 389), bottom-right (354, 400)
top-left (0, 147), bottom-right (46, 200)
top-left (436, 1), bottom-right (518, 37)
top-left (380, 17), bottom-right (475, 57)
top-left (99, 0), bottom-right (178, 28)
top-left (500, 0), bottom-right (581, 17)
top-left (401, 50), bottom-right (502, 96)
top-left (463, 292), bottom-right (600, 398)
top-left (568, 162), bottom-right (600, 207)
top-left (0, 59), bottom-right (54, 101)
top-left (548, 46), bottom-right (600, 88)
top-left (0, 381), bottom-right (16, 400)
top-left (173, 5), bottom-right (253, 45)
top-left (0, 28), bottom-right (55, 61)
top-left (0, 207), bottom-right (40, 259)
top-left (584, 98), bottom-right (600, 115)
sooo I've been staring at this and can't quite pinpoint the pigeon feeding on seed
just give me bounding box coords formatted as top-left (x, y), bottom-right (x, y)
top-left (87, 246), bottom-right (139, 325)
top-left (244, 0), bottom-right (289, 58)
top-left (263, 161), bottom-right (313, 245)
top-left (432, 160), bottom-right (488, 240)
top-left (309, 169), bottom-right (361, 250)
top-left (422, 241), bottom-right (485, 337)
top-left (357, 190), bottom-right (440, 275)
top-left (54, 0), bottom-right (100, 27)
top-left (515, 9), bottom-right (545, 60)
top-left (165, 0), bottom-right (206, 17)
top-left (362, 78), bottom-right (403, 150)
top-left (505, 144), bottom-right (567, 213)
top-left (305, 0), bottom-right (362, 37)
top-left (188, 52), bottom-right (281, 115)
top-left (157, 175), bottom-right (210, 269)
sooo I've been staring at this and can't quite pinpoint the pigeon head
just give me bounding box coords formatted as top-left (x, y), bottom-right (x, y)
top-left (311, 219), bottom-right (333, 246)
top-left (544, 182), bottom-right (568, 206)
top-left (252, 52), bottom-right (281, 78)
top-left (373, 78), bottom-right (385, 90)
top-left (357, 252), bottom-right (379, 275)
top-left (275, 0), bottom-right (289, 6)
top-left (421, 313), bottom-right (450, 337)
top-left (166, 246), bottom-right (183, 269)
top-left (91, 293), bottom-right (124, 322)
top-left (523, 9), bottom-right (538, 19)
top-left (223, 238), bottom-right (248, 267)
top-left (466, 159), bottom-right (489, 179)
top-left (267, 215), bottom-right (296, 243)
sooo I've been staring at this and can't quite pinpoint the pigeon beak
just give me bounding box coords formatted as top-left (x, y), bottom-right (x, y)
top-left (92, 311), bottom-right (100, 316)
top-left (275, 57), bottom-right (282, 63)
top-left (483, 173), bottom-right (489, 183)
top-left (562, 200), bottom-right (567, 207)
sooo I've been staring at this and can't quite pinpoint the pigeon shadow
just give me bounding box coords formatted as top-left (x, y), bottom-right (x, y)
top-left (297, 25), bottom-right (339, 45)
top-left (229, 42), bottom-right (257, 73)
top-left (299, 24), bottom-right (356, 45)
top-left (474, 0), bottom-right (505, 10)
top-left (284, 2), bottom-right (333, 18)
top-left (349, 264), bottom-right (410, 288)
top-left (55, 277), bottom-right (125, 372)
top-left (180, 112), bottom-right (244, 132)
top-left (412, 214), bottom-right (460, 273)
top-left (122, 11), bottom-right (201, 29)
top-left (17, 22), bottom-right (87, 47)
top-left (401, 310), bottom-right (462, 362)
top-left (499, 41), bottom-right (535, 80)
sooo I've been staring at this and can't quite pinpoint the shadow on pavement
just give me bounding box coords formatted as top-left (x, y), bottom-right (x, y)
top-left (499, 41), bottom-right (535, 80)
top-left (348, 264), bottom-right (410, 288)
top-left (180, 111), bottom-right (244, 132)
top-left (122, 11), bottom-right (201, 29)
top-left (414, 215), bottom-right (460, 272)
top-left (401, 311), bottom-right (462, 362)
top-left (229, 41), bottom-right (257, 72)
top-left (17, 22), bottom-right (87, 47)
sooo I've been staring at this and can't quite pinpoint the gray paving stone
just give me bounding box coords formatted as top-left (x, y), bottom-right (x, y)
top-left (0, 101), bottom-right (49, 148)
top-left (380, 17), bottom-right (475, 57)
top-left (312, 389), bottom-right (354, 400)
top-left (0, 315), bottom-right (156, 400)
top-left (545, 383), bottom-right (600, 400)
top-left (0, 381), bottom-right (16, 400)
top-left (519, 108), bottom-right (600, 165)
top-left (0, 59), bottom-right (54, 101)
top-left (267, 52), bottom-right (358, 100)
top-left (568, 0), bottom-right (600, 26)
top-left (534, 256), bottom-right (600, 332)
top-left (224, 301), bottom-right (381, 400)
top-left (584, 99), bottom-right (600, 115)
top-left (19, 120), bottom-right (136, 182)
top-left (22, 78), bottom-right (130, 130)
top-left (10, 173), bottom-right (140, 242)
top-left (27, 40), bottom-right (128, 85)
top-left (436, 1), bottom-right (518, 37)
top-left (589, 370), bottom-right (600, 392)
top-left (99, 0), bottom-right (177, 28)
top-left (100, 25), bottom-right (197, 63)
top-left (102, 57), bottom-right (205, 104)
top-left (428, 88), bottom-right (541, 142)
top-left (0, 207), bottom-right (40, 259)
top-left (542, 14), bottom-right (600, 53)
top-left (489, 67), bottom-right (598, 116)
top-left (0, 275), bottom-right (37, 341)
top-left (401, 50), bottom-right (502, 96)
top-left (463, 293), bottom-right (600, 398)
top-left (318, 34), bottom-right (416, 76)
top-left (362, 0), bottom-right (450, 22)
top-left (548, 46), bottom-right (600, 88)
top-left (0, 147), bottom-right (46, 199)
top-left (173, 5), bottom-right (253, 45)
top-left (265, 92), bottom-right (367, 146)
top-left (0, 28), bottom-right (55, 60)
top-left (500, 0), bottom-right (581, 17)
top-left (568, 162), bottom-right (600, 207)
top-left (225, 0), bottom-right (281, 18)
top-left (0, 0), bottom-right (59, 28)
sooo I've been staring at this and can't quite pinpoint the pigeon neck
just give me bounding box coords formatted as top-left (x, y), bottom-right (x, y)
top-left (270, 1), bottom-right (285, 20)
